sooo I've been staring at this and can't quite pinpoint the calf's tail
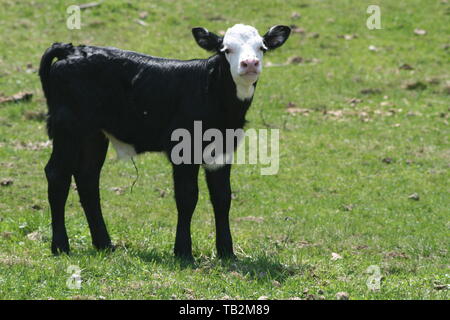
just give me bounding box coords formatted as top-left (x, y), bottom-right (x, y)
top-left (38, 43), bottom-right (73, 139)
top-left (39, 42), bottom-right (73, 101)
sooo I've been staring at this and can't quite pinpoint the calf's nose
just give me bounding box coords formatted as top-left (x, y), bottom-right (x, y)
top-left (240, 59), bottom-right (260, 72)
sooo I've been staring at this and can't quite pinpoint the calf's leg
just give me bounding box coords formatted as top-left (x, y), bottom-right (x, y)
top-left (45, 135), bottom-right (79, 255)
top-left (172, 164), bottom-right (200, 261)
top-left (73, 131), bottom-right (112, 250)
top-left (205, 165), bottom-right (235, 259)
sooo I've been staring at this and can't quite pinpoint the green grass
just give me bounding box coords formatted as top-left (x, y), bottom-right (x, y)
top-left (0, 0), bottom-right (449, 299)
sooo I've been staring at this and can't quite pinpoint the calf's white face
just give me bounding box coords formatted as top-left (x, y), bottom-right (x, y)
top-left (192, 24), bottom-right (291, 100)
top-left (221, 25), bottom-right (265, 90)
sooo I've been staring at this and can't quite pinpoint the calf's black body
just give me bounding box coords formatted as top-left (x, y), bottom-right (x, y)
top-left (39, 43), bottom-right (251, 259)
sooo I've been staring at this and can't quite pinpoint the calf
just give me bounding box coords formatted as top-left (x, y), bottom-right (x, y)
top-left (39, 24), bottom-right (290, 260)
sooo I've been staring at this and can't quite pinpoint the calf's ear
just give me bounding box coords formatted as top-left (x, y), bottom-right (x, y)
top-left (192, 27), bottom-right (223, 52)
top-left (263, 25), bottom-right (291, 50)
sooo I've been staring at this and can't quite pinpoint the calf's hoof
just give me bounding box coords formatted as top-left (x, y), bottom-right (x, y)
top-left (51, 241), bottom-right (70, 255)
top-left (94, 242), bottom-right (116, 252)
top-left (218, 252), bottom-right (238, 261)
top-left (174, 251), bottom-right (195, 264)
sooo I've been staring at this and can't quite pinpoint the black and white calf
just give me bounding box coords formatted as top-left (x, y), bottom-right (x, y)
top-left (39, 24), bottom-right (290, 260)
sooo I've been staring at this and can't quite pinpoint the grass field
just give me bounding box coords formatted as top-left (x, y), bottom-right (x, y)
top-left (0, 0), bottom-right (449, 299)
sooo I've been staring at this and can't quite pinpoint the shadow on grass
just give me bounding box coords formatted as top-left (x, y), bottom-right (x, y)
top-left (134, 248), bottom-right (196, 269)
top-left (218, 255), bottom-right (313, 283)
top-left (67, 245), bottom-right (312, 284)
top-left (133, 248), bottom-right (312, 283)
